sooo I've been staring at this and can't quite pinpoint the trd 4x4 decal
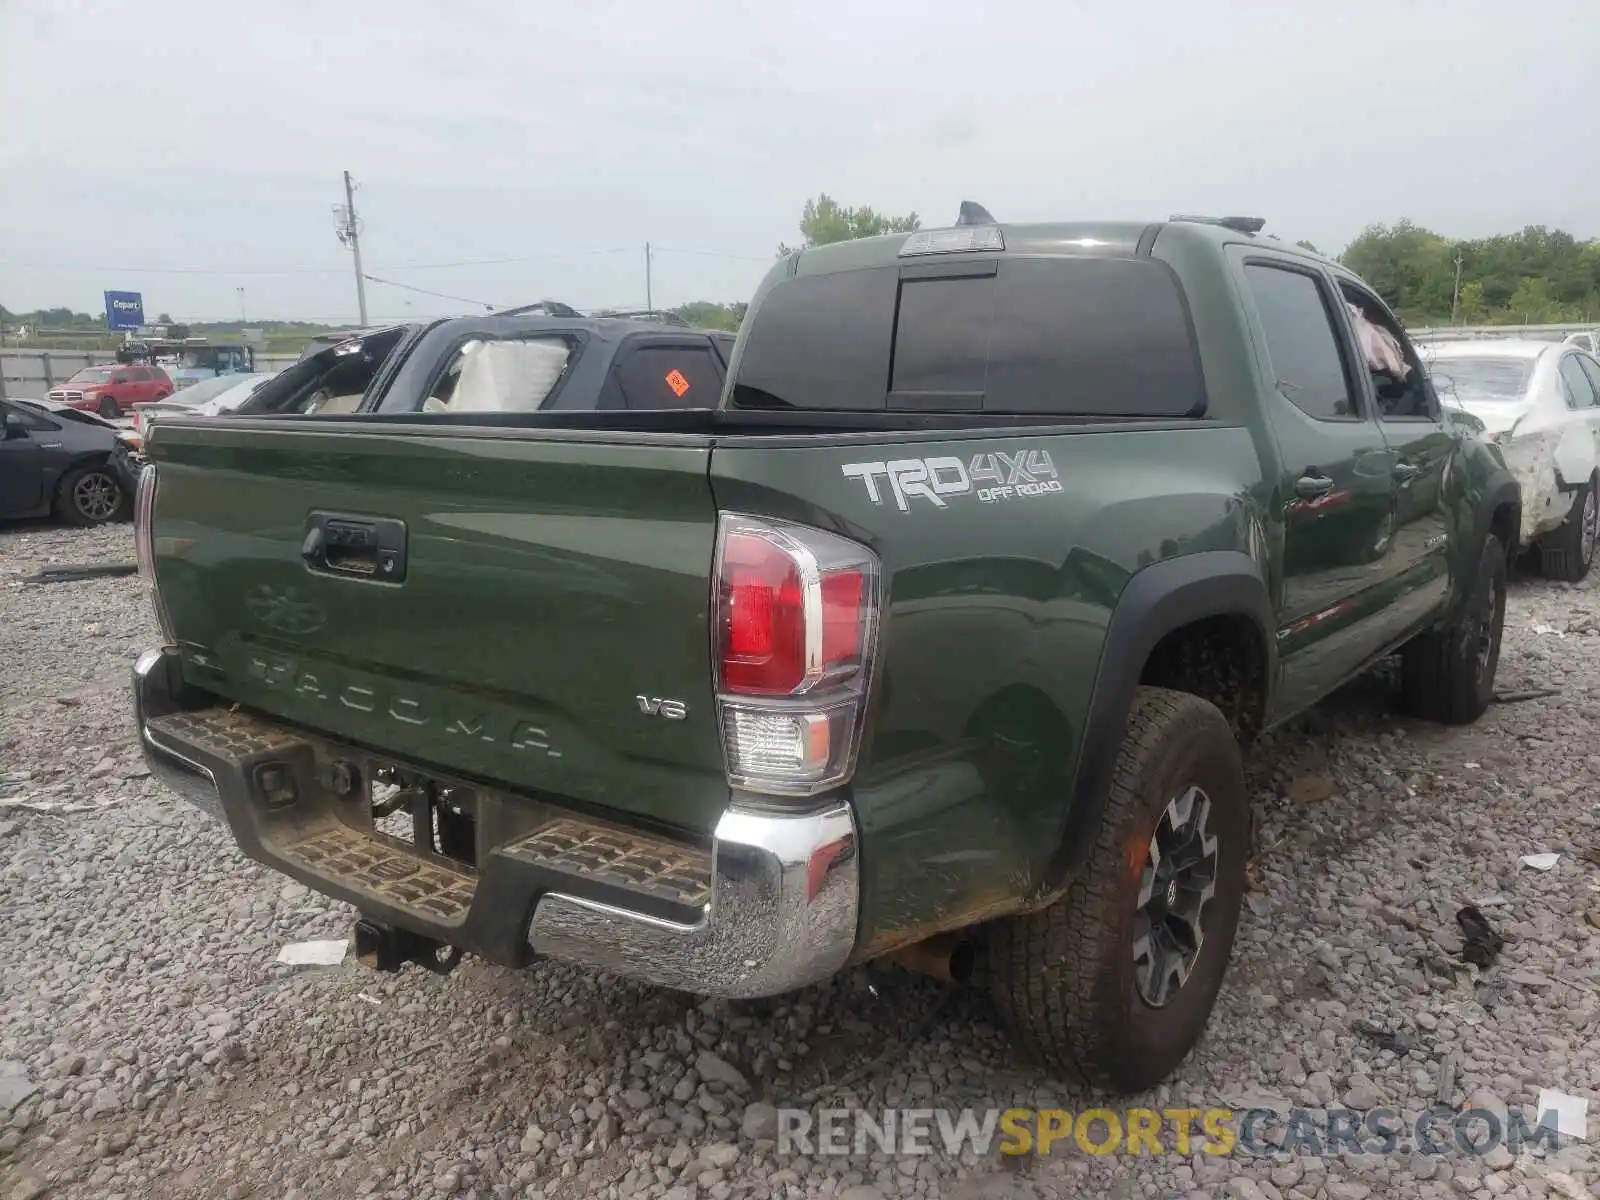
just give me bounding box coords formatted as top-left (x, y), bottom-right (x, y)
top-left (841, 450), bottom-right (1061, 512)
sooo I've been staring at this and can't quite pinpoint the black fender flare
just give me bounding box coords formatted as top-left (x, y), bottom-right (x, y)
top-left (1484, 477), bottom-right (1521, 551)
top-left (1040, 550), bottom-right (1273, 891)
top-left (1449, 477), bottom-right (1521, 621)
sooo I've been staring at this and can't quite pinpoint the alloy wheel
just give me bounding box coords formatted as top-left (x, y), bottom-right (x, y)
top-left (73, 472), bottom-right (121, 522)
top-left (1132, 785), bottom-right (1219, 1008)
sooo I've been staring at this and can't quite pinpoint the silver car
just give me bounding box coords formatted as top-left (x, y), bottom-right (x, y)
top-left (131, 371), bottom-right (276, 438)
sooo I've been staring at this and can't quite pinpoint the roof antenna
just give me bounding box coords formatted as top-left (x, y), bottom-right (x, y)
top-left (955, 201), bottom-right (996, 227)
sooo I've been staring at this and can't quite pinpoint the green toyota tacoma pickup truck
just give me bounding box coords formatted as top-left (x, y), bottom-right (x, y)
top-left (131, 212), bottom-right (1518, 1092)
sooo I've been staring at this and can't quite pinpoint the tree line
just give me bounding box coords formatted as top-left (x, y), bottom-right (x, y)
top-left (1340, 221), bottom-right (1600, 327)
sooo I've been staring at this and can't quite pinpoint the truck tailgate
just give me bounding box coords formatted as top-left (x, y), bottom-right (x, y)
top-left (147, 421), bottom-right (727, 834)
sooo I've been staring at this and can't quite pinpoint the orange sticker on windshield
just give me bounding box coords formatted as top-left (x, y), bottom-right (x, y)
top-left (665, 369), bottom-right (691, 397)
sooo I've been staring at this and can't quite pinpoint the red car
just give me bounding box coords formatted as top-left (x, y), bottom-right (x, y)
top-left (47, 364), bottom-right (172, 419)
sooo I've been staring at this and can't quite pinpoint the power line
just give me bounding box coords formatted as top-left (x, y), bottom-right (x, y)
top-left (363, 274), bottom-right (499, 311)
top-left (650, 246), bottom-right (774, 263)
top-left (0, 260), bottom-right (349, 276)
top-left (359, 247), bottom-right (636, 271)
top-left (0, 245), bottom-right (762, 276)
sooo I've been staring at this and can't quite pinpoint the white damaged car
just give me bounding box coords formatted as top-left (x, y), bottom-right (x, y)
top-left (1427, 339), bottom-right (1600, 581)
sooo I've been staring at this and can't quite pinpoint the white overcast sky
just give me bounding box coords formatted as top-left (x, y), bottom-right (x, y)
top-left (3, 0), bottom-right (1597, 323)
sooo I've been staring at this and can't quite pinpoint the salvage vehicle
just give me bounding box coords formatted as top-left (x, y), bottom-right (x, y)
top-left (170, 340), bottom-right (257, 390)
top-left (130, 212), bottom-right (1518, 1093)
top-left (1427, 339), bottom-right (1600, 580)
top-left (1, 397), bottom-right (136, 525)
top-left (47, 363), bottom-right (173, 419)
top-left (234, 315), bottom-right (736, 417)
top-left (131, 371), bottom-right (277, 441)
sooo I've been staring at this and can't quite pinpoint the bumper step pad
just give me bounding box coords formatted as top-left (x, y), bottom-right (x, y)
top-left (284, 825), bottom-right (477, 923)
top-left (504, 819), bottom-right (712, 909)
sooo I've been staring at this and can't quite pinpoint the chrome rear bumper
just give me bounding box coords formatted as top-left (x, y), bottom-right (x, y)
top-left (527, 803), bottom-right (857, 998)
top-left (131, 645), bottom-right (859, 998)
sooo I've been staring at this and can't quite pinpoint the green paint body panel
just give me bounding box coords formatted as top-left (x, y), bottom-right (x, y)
top-left (144, 219), bottom-right (1517, 963)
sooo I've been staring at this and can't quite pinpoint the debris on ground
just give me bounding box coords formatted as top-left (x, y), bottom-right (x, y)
top-left (1351, 1019), bottom-right (1421, 1055)
top-left (1520, 852), bottom-right (1561, 871)
top-left (1492, 687), bottom-right (1561, 703)
top-left (1457, 904), bottom-right (1506, 967)
top-left (1536, 1087), bottom-right (1590, 1140)
top-left (0, 1060), bottom-right (37, 1115)
top-left (1285, 773), bottom-right (1336, 805)
top-left (25, 562), bottom-right (140, 584)
top-left (276, 939), bottom-right (349, 966)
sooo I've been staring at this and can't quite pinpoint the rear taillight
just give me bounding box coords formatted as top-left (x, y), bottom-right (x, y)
top-left (134, 465), bottom-right (175, 643)
top-left (713, 514), bottom-right (881, 795)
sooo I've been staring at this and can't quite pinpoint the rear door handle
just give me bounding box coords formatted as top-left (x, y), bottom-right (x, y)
top-left (1295, 473), bottom-right (1335, 498)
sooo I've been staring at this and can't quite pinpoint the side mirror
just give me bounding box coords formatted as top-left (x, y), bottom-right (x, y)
top-left (4, 412), bottom-right (27, 439)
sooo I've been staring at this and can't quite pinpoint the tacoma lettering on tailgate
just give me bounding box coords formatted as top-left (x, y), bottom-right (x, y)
top-left (244, 655), bottom-right (561, 757)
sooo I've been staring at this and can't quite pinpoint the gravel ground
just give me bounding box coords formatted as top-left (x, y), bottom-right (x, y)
top-left (2, 519), bottom-right (1599, 1200)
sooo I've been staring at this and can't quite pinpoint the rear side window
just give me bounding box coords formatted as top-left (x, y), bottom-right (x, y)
top-left (422, 337), bottom-right (574, 414)
top-left (1559, 355), bottom-right (1599, 409)
top-left (731, 257), bottom-right (1206, 417)
top-left (1578, 354), bottom-right (1600, 400)
top-left (613, 345), bottom-right (721, 409)
top-left (1243, 265), bottom-right (1357, 421)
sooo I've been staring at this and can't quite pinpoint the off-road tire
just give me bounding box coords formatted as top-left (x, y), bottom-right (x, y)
top-left (1399, 534), bottom-right (1507, 724)
top-left (1537, 476), bottom-right (1597, 582)
top-left (98, 396), bottom-right (118, 419)
top-left (54, 463), bottom-right (125, 527)
top-left (987, 687), bottom-right (1248, 1093)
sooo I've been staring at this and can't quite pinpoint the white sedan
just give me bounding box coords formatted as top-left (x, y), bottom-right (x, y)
top-left (129, 372), bottom-right (276, 439)
top-left (1427, 339), bottom-right (1600, 580)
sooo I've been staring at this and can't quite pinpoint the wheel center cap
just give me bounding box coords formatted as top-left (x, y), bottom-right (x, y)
top-left (1165, 880), bottom-right (1179, 909)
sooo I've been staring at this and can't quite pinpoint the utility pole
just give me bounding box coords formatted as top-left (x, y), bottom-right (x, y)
top-left (645, 242), bottom-right (653, 313)
top-left (334, 171), bottom-right (369, 327)
top-left (237, 287), bottom-right (247, 323)
top-left (1451, 247), bottom-right (1464, 325)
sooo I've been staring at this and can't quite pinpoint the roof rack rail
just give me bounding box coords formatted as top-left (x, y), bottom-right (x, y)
top-left (493, 300), bottom-right (583, 318)
top-left (592, 308), bottom-right (691, 327)
top-left (1170, 214), bottom-right (1267, 235)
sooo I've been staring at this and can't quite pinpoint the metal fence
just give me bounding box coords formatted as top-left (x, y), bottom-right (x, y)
top-left (1408, 322), bottom-right (1598, 343)
top-left (1, 348), bottom-right (299, 394)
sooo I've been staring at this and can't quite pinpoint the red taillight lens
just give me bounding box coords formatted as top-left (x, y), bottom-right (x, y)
top-left (820, 569), bottom-right (864, 667)
top-left (721, 531), bottom-right (806, 694)
top-left (713, 514), bottom-right (881, 796)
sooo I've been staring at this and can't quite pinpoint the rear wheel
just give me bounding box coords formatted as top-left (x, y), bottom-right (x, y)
top-left (1399, 533), bottom-right (1507, 724)
top-left (55, 463), bottom-right (125, 527)
top-left (1538, 476), bottom-right (1597, 582)
top-left (987, 688), bottom-right (1248, 1092)
top-left (98, 396), bottom-right (118, 419)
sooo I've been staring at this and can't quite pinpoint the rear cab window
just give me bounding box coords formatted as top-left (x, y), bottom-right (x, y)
top-left (730, 253), bottom-right (1207, 417)
top-left (609, 341), bottom-right (723, 409)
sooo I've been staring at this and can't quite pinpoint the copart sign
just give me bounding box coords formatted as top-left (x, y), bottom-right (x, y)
top-left (842, 450), bottom-right (1061, 512)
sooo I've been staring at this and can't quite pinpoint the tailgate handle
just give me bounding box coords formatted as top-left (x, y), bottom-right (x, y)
top-left (303, 512), bottom-right (408, 582)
